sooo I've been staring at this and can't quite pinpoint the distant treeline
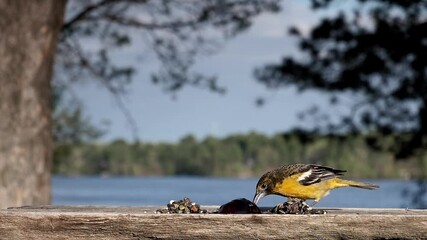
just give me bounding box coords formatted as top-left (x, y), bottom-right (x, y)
top-left (53, 132), bottom-right (427, 178)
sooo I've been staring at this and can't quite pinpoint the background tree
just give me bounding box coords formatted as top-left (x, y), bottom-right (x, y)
top-left (0, 0), bottom-right (67, 209)
top-left (255, 0), bottom-right (427, 158)
top-left (57, 0), bottom-right (281, 138)
top-left (53, 131), bottom-right (426, 178)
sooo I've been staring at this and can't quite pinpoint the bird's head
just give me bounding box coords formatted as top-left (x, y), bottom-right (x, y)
top-left (253, 171), bottom-right (276, 204)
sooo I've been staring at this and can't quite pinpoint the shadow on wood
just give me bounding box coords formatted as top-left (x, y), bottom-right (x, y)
top-left (0, 206), bottom-right (426, 239)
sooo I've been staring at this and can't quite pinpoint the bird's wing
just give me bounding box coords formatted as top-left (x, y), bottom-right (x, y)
top-left (295, 164), bottom-right (346, 186)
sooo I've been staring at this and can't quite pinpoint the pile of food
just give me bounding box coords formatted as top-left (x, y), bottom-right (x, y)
top-left (268, 199), bottom-right (326, 214)
top-left (156, 197), bottom-right (325, 214)
top-left (156, 197), bottom-right (207, 214)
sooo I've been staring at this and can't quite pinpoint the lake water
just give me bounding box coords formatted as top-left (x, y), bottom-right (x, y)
top-left (52, 176), bottom-right (425, 208)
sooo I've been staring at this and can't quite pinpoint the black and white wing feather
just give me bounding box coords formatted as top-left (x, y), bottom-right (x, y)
top-left (297, 164), bottom-right (346, 186)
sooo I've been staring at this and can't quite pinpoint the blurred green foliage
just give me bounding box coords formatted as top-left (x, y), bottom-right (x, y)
top-left (52, 84), bottom-right (107, 173)
top-left (52, 131), bottom-right (427, 178)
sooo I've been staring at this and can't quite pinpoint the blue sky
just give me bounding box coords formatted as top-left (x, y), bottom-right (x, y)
top-left (70, 1), bottom-right (346, 143)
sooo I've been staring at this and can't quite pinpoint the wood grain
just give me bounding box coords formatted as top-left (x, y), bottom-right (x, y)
top-left (0, 206), bottom-right (426, 239)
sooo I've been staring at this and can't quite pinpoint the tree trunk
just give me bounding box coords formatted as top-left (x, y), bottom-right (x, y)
top-left (0, 0), bottom-right (67, 209)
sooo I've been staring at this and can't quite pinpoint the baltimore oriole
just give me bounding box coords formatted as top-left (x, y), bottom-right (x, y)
top-left (253, 164), bottom-right (379, 205)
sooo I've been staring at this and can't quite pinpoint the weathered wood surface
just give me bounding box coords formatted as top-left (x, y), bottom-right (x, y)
top-left (0, 206), bottom-right (426, 240)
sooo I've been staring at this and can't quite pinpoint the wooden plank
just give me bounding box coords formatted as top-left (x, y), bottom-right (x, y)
top-left (0, 206), bottom-right (426, 239)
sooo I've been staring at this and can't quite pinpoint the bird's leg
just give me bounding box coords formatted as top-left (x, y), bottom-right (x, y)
top-left (307, 200), bottom-right (327, 214)
top-left (310, 200), bottom-right (319, 207)
top-left (303, 201), bottom-right (312, 210)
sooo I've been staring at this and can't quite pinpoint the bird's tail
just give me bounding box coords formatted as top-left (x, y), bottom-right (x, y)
top-left (332, 178), bottom-right (379, 190)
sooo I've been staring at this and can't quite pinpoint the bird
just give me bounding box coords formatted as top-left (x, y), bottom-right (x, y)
top-left (253, 163), bottom-right (379, 205)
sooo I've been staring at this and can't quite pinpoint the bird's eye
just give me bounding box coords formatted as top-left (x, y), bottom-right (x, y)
top-left (261, 183), bottom-right (267, 190)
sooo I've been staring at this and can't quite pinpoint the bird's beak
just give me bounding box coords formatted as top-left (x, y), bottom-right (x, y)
top-left (253, 191), bottom-right (265, 204)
